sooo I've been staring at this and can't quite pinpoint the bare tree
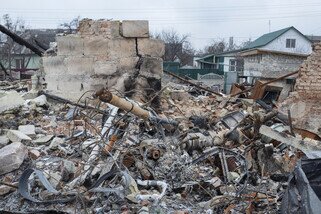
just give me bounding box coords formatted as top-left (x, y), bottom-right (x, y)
top-left (240, 38), bottom-right (252, 49)
top-left (59, 16), bottom-right (80, 34)
top-left (0, 14), bottom-right (27, 79)
top-left (202, 39), bottom-right (227, 55)
top-left (153, 29), bottom-right (195, 66)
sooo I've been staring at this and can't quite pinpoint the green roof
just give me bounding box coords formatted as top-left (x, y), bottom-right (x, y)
top-left (244, 27), bottom-right (293, 49)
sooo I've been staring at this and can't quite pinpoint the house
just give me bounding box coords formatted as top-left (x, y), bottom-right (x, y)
top-left (239, 26), bottom-right (313, 101)
top-left (240, 26), bottom-right (312, 81)
top-left (194, 50), bottom-right (244, 93)
top-left (194, 50), bottom-right (244, 73)
top-left (305, 35), bottom-right (321, 44)
top-left (0, 29), bottom-right (59, 79)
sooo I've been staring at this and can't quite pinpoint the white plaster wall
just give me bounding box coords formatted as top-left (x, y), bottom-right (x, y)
top-left (223, 56), bottom-right (235, 72)
top-left (262, 28), bottom-right (312, 54)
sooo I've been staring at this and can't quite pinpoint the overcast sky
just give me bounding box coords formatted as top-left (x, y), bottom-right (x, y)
top-left (1, 0), bottom-right (321, 49)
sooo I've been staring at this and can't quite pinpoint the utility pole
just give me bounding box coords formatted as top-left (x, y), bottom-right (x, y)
top-left (269, 20), bottom-right (271, 33)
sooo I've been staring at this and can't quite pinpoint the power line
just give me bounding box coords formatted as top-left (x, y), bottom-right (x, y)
top-left (6, 9), bottom-right (321, 23)
top-left (1, 1), bottom-right (321, 12)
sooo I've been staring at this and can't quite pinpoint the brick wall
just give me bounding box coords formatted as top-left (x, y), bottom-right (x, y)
top-left (243, 53), bottom-right (306, 78)
top-left (280, 42), bottom-right (321, 136)
top-left (43, 19), bottom-right (164, 103)
top-left (294, 43), bottom-right (321, 99)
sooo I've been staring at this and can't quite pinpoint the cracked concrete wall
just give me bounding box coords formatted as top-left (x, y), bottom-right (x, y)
top-left (43, 19), bottom-right (164, 104)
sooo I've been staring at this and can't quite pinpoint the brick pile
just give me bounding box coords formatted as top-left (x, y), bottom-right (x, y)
top-left (43, 19), bottom-right (164, 103)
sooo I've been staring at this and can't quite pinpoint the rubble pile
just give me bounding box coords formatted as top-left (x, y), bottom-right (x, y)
top-left (1, 20), bottom-right (321, 214)
top-left (1, 78), bottom-right (320, 213)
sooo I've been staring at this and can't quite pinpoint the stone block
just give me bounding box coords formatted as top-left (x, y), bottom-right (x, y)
top-left (7, 130), bottom-right (32, 143)
top-left (118, 57), bottom-right (139, 71)
top-left (29, 149), bottom-right (41, 160)
top-left (0, 184), bottom-right (15, 196)
top-left (46, 74), bottom-right (95, 101)
top-left (0, 142), bottom-right (28, 175)
top-left (78, 19), bottom-right (95, 35)
top-left (79, 19), bottom-right (120, 38)
top-left (93, 61), bottom-right (118, 75)
top-left (0, 91), bottom-right (24, 114)
top-left (138, 38), bottom-right (165, 58)
top-left (108, 39), bottom-right (137, 59)
top-left (121, 20), bottom-right (149, 38)
top-left (97, 20), bottom-right (120, 38)
top-left (65, 56), bottom-right (94, 75)
top-left (32, 95), bottom-right (48, 107)
top-left (0, 135), bottom-right (9, 149)
top-left (49, 137), bottom-right (64, 150)
top-left (57, 35), bottom-right (84, 56)
top-left (34, 135), bottom-right (54, 145)
top-left (43, 56), bottom-right (66, 76)
top-left (18, 125), bottom-right (36, 137)
top-left (47, 74), bottom-right (88, 91)
top-left (139, 57), bottom-right (163, 79)
top-left (83, 37), bottom-right (109, 56)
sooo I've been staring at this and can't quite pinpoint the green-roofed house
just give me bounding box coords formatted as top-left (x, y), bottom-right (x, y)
top-left (239, 26), bottom-right (313, 101)
top-left (240, 26), bottom-right (312, 80)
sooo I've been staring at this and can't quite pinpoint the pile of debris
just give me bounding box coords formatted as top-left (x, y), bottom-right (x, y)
top-left (1, 19), bottom-right (321, 213)
top-left (1, 77), bottom-right (321, 213)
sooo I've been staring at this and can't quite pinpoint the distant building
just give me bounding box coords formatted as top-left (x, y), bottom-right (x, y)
top-left (240, 26), bottom-right (312, 82)
top-left (194, 50), bottom-right (243, 73)
top-left (305, 35), bottom-right (321, 44)
top-left (240, 26), bottom-right (313, 101)
top-left (0, 29), bottom-right (60, 79)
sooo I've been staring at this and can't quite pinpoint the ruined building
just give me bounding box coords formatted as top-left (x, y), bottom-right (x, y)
top-left (43, 19), bottom-right (164, 104)
top-left (281, 42), bottom-right (321, 136)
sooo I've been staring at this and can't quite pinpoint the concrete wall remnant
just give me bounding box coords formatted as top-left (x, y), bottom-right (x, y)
top-left (43, 19), bottom-right (164, 104)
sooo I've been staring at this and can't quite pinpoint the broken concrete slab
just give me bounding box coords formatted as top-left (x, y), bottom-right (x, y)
top-left (32, 95), bottom-right (48, 107)
top-left (7, 130), bottom-right (32, 143)
top-left (0, 142), bottom-right (28, 175)
top-left (34, 135), bottom-right (54, 145)
top-left (49, 137), bottom-right (64, 150)
top-left (0, 91), bottom-right (24, 114)
top-left (18, 125), bottom-right (36, 137)
top-left (0, 184), bottom-right (16, 196)
top-left (29, 149), bottom-right (41, 160)
top-left (0, 135), bottom-right (9, 149)
top-left (121, 20), bottom-right (149, 38)
top-left (260, 125), bottom-right (321, 159)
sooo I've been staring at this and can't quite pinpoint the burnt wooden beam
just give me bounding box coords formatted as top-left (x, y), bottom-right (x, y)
top-left (0, 24), bottom-right (43, 56)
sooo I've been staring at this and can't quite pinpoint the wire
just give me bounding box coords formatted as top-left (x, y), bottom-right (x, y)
top-left (1, 1), bottom-right (321, 12)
